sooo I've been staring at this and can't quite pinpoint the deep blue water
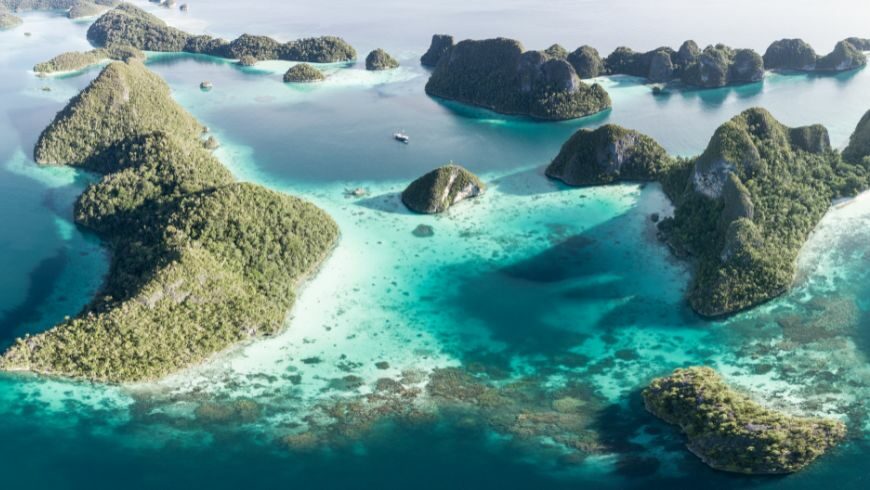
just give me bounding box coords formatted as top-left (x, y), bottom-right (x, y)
top-left (2, 2), bottom-right (870, 488)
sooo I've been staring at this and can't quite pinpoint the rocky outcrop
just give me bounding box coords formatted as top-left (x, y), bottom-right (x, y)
top-left (845, 37), bottom-right (870, 50)
top-left (644, 367), bottom-right (846, 474)
top-left (402, 164), bottom-right (485, 214)
top-left (425, 37), bottom-right (611, 121)
top-left (816, 40), bottom-right (867, 72)
top-left (567, 45), bottom-right (604, 78)
top-left (546, 124), bottom-right (672, 185)
top-left (763, 39), bottom-right (817, 71)
top-left (843, 109), bottom-right (870, 164)
top-left (283, 63), bottom-right (325, 83)
top-left (420, 34), bottom-right (453, 67)
top-left (365, 48), bottom-right (399, 70)
top-left (67, 0), bottom-right (113, 19)
top-left (0, 6), bottom-right (21, 29)
top-left (543, 43), bottom-right (568, 59)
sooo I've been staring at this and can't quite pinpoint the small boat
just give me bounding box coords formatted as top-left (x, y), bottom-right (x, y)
top-left (393, 131), bottom-right (409, 144)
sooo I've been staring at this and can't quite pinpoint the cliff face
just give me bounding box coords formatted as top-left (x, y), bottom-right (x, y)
top-left (644, 367), bottom-right (846, 475)
top-left (546, 124), bottom-right (673, 185)
top-left (420, 34), bottom-right (453, 67)
top-left (425, 38), bottom-right (610, 121)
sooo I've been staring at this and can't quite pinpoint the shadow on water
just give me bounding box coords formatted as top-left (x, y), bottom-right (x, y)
top-left (354, 191), bottom-right (410, 215)
top-left (490, 165), bottom-right (567, 197)
top-left (0, 250), bottom-right (68, 346)
top-left (439, 196), bottom-right (702, 357)
top-left (430, 95), bottom-right (613, 129)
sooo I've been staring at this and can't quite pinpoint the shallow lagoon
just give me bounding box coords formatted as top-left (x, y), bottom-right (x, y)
top-left (2, 2), bottom-right (870, 488)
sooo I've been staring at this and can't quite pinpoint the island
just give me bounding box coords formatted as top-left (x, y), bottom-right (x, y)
top-left (567, 45), bottom-right (605, 78)
top-left (0, 5), bottom-right (21, 29)
top-left (644, 367), bottom-right (846, 474)
top-left (764, 38), bottom-right (867, 72)
top-left (284, 63), bottom-right (325, 83)
top-left (67, 0), bottom-right (114, 18)
top-left (365, 48), bottom-right (399, 71)
top-left (402, 164), bottom-right (485, 214)
top-left (547, 107), bottom-right (870, 316)
top-left (87, 3), bottom-right (356, 63)
top-left (545, 124), bottom-right (673, 185)
top-left (424, 37), bottom-right (611, 121)
top-left (0, 59), bottom-right (338, 382)
top-left (33, 45), bottom-right (142, 74)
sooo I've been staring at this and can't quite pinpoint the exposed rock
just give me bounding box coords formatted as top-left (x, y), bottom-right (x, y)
top-left (425, 37), bottom-right (611, 120)
top-left (283, 63), bottom-right (325, 83)
top-left (644, 367), bottom-right (846, 474)
top-left (543, 43), bottom-right (568, 59)
top-left (763, 39), bottom-right (818, 71)
top-left (675, 40), bottom-right (700, 68)
top-left (402, 164), bottom-right (485, 214)
top-left (365, 48), bottom-right (399, 71)
top-left (546, 124), bottom-right (672, 185)
top-left (567, 45), bottom-right (604, 78)
top-left (420, 34), bottom-right (453, 67)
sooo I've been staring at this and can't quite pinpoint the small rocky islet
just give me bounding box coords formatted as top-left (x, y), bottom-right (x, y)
top-left (365, 48), bottom-right (399, 70)
top-left (401, 164), bottom-right (485, 214)
top-left (283, 63), bottom-right (325, 83)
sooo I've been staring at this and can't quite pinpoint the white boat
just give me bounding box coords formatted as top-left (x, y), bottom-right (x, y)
top-left (393, 131), bottom-right (409, 144)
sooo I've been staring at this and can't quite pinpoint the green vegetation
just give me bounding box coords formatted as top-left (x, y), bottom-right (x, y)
top-left (425, 37), bottom-right (611, 121)
top-left (816, 40), bottom-right (867, 72)
top-left (402, 164), bottom-right (485, 214)
top-left (1, 60), bottom-right (338, 382)
top-left (68, 0), bottom-right (113, 19)
top-left (283, 63), bottom-right (325, 83)
top-left (420, 34), bottom-right (453, 67)
top-left (644, 367), bottom-right (846, 474)
top-left (546, 124), bottom-right (673, 185)
top-left (763, 39), bottom-right (818, 70)
top-left (365, 48), bottom-right (399, 71)
top-left (659, 108), bottom-right (869, 316)
top-left (567, 45), bottom-right (604, 78)
top-left (237, 54), bottom-right (257, 67)
top-left (843, 109), bottom-right (870, 166)
top-left (543, 43), bottom-right (568, 59)
top-left (33, 45), bottom-right (142, 74)
top-left (87, 3), bottom-right (356, 62)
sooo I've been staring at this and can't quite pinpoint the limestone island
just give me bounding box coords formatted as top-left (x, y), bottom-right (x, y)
top-left (34, 44), bottom-right (142, 75)
top-left (87, 3), bottom-right (356, 63)
top-left (0, 5), bottom-right (21, 29)
top-left (644, 367), bottom-right (846, 474)
top-left (424, 37), bottom-right (611, 120)
top-left (764, 38), bottom-right (867, 72)
top-left (237, 54), bottom-right (257, 67)
top-left (402, 164), bottom-right (485, 214)
top-left (284, 63), bottom-right (325, 83)
top-left (365, 48), bottom-right (399, 71)
top-left (68, 0), bottom-right (115, 19)
top-left (0, 60), bottom-right (338, 382)
top-left (547, 107), bottom-right (870, 317)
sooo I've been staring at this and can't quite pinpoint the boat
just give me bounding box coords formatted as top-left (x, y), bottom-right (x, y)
top-left (393, 131), bottom-right (409, 144)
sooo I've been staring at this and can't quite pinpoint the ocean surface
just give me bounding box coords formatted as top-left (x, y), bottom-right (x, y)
top-left (2, 1), bottom-right (870, 488)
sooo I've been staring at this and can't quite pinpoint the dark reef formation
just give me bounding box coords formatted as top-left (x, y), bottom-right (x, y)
top-left (425, 37), bottom-right (611, 120)
top-left (644, 367), bottom-right (846, 474)
top-left (365, 48), bottom-right (399, 71)
top-left (546, 124), bottom-right (673, 185)
top-left (1, 60), bottom-right (338, 382)
top-left (402, 164), bottom-right (485, 214)
top-left (420, 34), bottom-right (453, 67)
top-left (283, 63), bottom-right (325, 83)
top-left (548, 108), bottom-right (870, 317)
top-left (87, 3), bottom-right (356, 63)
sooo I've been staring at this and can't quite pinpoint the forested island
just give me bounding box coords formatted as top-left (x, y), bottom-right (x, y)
top-left (644, 367), bottom-right (846, 474)
top-left (87, 3), bottom-right (356, 63)
top-left (424, 37), bottom-right (611, 120)
top-left (548, 108), bottom-right (870, 317)
top-left (33, 44), bottom-right (142, 74)
top-left (0, 59), bottom-right (338, 382)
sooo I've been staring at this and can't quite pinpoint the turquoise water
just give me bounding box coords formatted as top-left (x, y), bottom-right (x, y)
top-left (3, 2), bottom-right (870, 488)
